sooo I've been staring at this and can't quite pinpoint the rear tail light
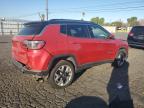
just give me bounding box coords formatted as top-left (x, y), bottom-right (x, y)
top-left (128, 32), bottom-right (134, 37)
top-left (23, 40), bottom-right (45, 50)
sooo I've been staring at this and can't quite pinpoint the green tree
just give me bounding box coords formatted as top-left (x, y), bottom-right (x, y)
top-left (104, 23), bottom-right (111, 26)
top-left (127, 17), bottom-right (138, 26)
top-left (99, 18), bottom-right (104, 25)
top-left (111, 21), bottom-right (123, 27)
top-left (91, 17), bottom-right (105, 25)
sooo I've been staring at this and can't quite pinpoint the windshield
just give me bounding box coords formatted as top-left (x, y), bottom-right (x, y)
top-left (18, 23), bottom-right (46, 36)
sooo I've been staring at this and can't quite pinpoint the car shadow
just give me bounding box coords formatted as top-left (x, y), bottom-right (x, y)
top-left (66, 62), bottom-right (134, 108)
top-left (65, 96), bottom-right (109, 108)
top-left (73, 69), bottom-right (87, 83)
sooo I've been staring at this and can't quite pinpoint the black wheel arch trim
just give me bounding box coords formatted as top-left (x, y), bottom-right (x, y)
top-left (47, 54), bottom-right (114, 74)
top-left (47, 54), bottom-right (78, 73)
top-left (115, 47), bottom-right (128, 59)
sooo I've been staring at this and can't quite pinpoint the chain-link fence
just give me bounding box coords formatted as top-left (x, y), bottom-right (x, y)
top-left (0, 18), bottom-right (27, 36)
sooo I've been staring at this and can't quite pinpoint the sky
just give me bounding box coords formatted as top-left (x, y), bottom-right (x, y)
top-left (0, 0), bottom-right (144, 22)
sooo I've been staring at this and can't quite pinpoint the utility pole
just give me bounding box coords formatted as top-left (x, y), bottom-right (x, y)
top-left (46, 0), bottom-right (48, 20)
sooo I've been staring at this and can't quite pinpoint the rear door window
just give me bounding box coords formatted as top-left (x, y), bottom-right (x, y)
top-left (67, 24), bottom-right (90, 38)
top-left (131, 26), bottom-right (144, 35)
top-left (18, 23), bottom-right (46, 36)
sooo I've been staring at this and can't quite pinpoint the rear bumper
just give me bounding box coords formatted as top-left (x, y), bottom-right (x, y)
top-left (128, 41), bottom-right (144, 48)
top-left (12, 58), bottom-right (48, 76)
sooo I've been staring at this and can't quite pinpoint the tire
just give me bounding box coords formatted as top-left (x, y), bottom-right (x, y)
top-left (49, 60), bottom-right (75, 89)
top-left (112, 49), bottom-right (127, 68)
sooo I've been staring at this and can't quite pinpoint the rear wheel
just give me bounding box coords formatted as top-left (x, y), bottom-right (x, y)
top-left (112, 49), bottom-right (127, 68)
top-left (49, 60), bottom-right (75, 89)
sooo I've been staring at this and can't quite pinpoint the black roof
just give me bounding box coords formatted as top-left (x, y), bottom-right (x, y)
top-left (24, 19), bottom-right (94, 25)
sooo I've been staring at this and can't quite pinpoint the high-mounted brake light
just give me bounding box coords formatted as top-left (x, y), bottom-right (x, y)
top-left (23, 40), bottom-right (45, 50)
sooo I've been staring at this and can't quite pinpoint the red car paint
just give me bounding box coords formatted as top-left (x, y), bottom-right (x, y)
top-left (12, 20), bottom-right (128, 74)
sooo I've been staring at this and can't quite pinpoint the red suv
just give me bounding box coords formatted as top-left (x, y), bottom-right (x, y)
top-left (12, 19), bottom-right (128, 88)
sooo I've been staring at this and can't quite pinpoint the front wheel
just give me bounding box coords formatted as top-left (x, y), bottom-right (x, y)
top-left (112, 49), bottom-right (127, 68)
top-left (49, 60), bottom-right (75, 89)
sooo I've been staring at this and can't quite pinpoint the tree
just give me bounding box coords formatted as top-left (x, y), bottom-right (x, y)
top-left (99, 18), bottom-right (104, 25)
top-left (111, 21), bottom-right (123, 27)
top-left (127, 17), bottom-right (138, 27)
top-left (104, 23), bottom-right (111, 26)
top-left (91, 17), bottom-right (105, 25)
top-left (39, 13), bottom-right (45, 21)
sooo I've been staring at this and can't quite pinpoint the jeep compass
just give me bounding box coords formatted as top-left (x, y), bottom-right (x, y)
top-left (12, 19), bottom-right (128, 88)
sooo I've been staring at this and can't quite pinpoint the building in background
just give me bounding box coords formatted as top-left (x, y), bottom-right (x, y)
top-left (0, 18), bottom-right (28, 36)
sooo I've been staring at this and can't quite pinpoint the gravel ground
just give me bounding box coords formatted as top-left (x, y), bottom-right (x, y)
top-left (0, 36), bottom-right (144, 108)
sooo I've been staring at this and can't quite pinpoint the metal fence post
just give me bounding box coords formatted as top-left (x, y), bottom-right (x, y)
top-left (17, 23), bottom-right (19, 33)
top-left (1, 21), bottom-right (4, 36)
top-left (0, 20), bottom-right (1, 36)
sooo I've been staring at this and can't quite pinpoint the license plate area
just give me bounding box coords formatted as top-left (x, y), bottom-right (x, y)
top-left (133, 36), bottom-right (144, 40)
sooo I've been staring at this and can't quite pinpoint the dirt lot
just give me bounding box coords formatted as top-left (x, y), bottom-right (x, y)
top-left (0, 36), bottom-right (144, 108)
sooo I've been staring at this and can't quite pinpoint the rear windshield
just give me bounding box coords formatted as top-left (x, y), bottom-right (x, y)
top-left (131, 26), bottom-right (144, 34)
top-left (18, 23), bottom-right (46, 36)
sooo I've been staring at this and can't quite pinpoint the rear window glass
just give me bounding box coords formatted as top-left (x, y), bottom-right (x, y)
top-left (131, 26), bottom-right (144, 34)
top-left (18, 23), bottom-right (46, 36)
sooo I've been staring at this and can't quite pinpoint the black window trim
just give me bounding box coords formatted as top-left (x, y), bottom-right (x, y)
top-left (60, 23), bottom-right (111, 40)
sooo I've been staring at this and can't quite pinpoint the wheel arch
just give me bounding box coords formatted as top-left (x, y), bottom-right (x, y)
top-left (47, 54), bottom-right (78, 74)
top-left (115, 47), bottom-right (128, 59)
top-left (119, 47), bottom-right (128, 55)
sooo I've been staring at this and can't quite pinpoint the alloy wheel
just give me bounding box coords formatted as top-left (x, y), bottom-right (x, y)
top-left (54, 65), bottom-right (73, 87)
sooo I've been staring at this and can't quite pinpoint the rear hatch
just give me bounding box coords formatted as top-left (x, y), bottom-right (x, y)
top-left (12, 22), bottom-right (46, 64)
top-left (130, 26), bottom-right (144, 43)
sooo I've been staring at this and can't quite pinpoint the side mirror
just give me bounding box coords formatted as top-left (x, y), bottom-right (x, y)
top-left (108, 34), bottom-right (115, 39)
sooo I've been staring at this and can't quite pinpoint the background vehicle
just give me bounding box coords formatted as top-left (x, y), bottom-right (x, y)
top-left (12, 19), bottom-right (128, 88)
top-left (127, 26), bottom-right (144, 48)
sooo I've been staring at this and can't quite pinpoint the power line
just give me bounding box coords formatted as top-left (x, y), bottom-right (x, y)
top-left (11, 11), bottom-right (45, 19)
top-left (18, 7), bottom-right (141, 16)
top-left (86, 5), bottom-right (144, 12)
top-left (7, 5), bottom-right (144, 19)
top-left (49, 5), bottom-right (144, 13)
top-left (87, 8), bottom-right (144, 13)
top-left (49, 9), bottom-right (144, 15)
top-left (48, 1), bottom-right (144, 13)
top-left (3, 0), bottom-right (144, 19)
top-left (49, 0), bottom-right (144, 10)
